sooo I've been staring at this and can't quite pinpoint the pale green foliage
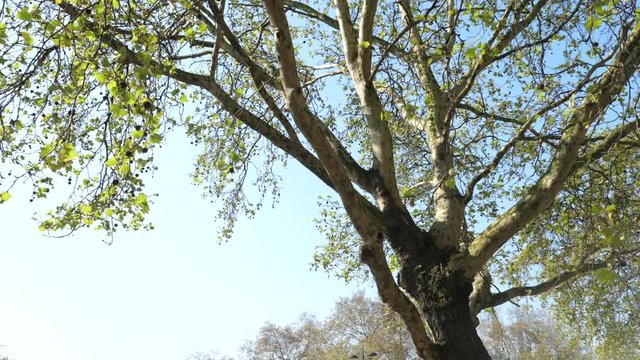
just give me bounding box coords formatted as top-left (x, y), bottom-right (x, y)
top-left (0, 0), bottom-right (283, 240)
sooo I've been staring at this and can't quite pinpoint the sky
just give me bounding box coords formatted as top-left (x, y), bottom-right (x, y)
top-left (0, 133), bottom-right (372, 360)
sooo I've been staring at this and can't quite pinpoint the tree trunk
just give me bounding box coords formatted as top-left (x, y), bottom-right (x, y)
top-left (422, 282), bottom-right (491, 359)
top-left (399, 257), bottom-right (491, 360)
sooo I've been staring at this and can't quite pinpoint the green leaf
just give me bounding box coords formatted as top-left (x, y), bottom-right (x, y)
top-left (105, 157), bottom-right (117, 167)
top-left (17, 8), bottom-right (33, 22)
top-left (445, 178), bottom-right (456, 189)
top-left (79, 204), bottom-right (92, 215)
top-left (465, 47), bottom-right (477, 59)
top-left (95, 72), bottom-right (108, 84)
top-left (585, 16), bottom-right (603, 31)
top-left (39, 143), bottom-right (55, 160)
top-left (107, 80), bottom-right (119, 93)
top-left (149, 133), bottom-right (163, 144)
top-left (360, 41), bottom-right (371, 49)
top-left (0, 191), bottom-right (12, 203)
top-left (132, 130), bottom-right (144, 138)
top-left (594, 268), bottom-right (618, 284)
top-left (122, 92), bottom-right (135, 105)
top-left (61, 143), bottom-right (78, 162)
top-left (21, 31), bottom-right (34, 46)
top-left (134, 193), bottom-right (147, 206)
top-left (109, 104), bottom-right (125, 117)
top-left (139, 52), bottom-right (152, 65)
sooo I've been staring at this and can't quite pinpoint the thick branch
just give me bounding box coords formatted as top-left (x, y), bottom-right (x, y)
top-left (398, 0), bottom-right (444, 103)
top-left (333, 0), bottom-right (403, 209)
top-left (332, 0), bottom-right (359, 66)
top-left (263, 0), bottom-right (381, 237)
top-left (358, 0), bottom-right (378, 77)
top-left (360, 237), bottom-right (439, 360)
top-left (396, 0), bottom-right (464, 248)
top-left (204, 0), bottom-right (279, 90)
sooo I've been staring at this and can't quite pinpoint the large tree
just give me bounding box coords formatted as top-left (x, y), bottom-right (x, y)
top-left (1, 0), bottom-right (639, 358)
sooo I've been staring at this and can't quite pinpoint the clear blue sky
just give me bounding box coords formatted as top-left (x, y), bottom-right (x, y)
top-left (0, 134), bottom-right (371, 360)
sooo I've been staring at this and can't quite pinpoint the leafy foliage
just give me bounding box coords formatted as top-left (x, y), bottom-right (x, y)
top-left (1, 0), bottom-right (640, 357)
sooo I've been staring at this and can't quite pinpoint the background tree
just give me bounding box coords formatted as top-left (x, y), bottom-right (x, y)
top-left (242, 314), bottom-right (327, 360)
top-left (478, 308), bottom-right (593, 360)
top-left (0, 345), bottom-right (13, 360)
top-left (241, 292), bottom-right (417, 360)
top-left (184, 351), bottom-right (235, 360)
top-left (1, 0), bottom-right (639, 359)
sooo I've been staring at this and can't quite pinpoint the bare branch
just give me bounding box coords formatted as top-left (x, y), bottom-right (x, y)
top-left (481, 259), bottom-right (630, 309)
top-left (574, 115), bottom-right (640, 170)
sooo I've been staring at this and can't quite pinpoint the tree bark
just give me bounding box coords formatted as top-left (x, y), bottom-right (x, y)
top-left (400, 259), bottom-right (491, 359)
top-left (423, 281), bottom-right (491, 359)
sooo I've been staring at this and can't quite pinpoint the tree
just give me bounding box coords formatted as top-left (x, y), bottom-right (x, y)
top-left (478, 308), bottom-right (593, 360)
top-left (241, 292), bottom-right (417, 360)
top-left (1, 0), bottom-right (639, 358)
top-left (0, 345), bottom-right (13, 360)
top-left (184, 352), bottom-right (235, 360)
top-left (325, 292), bottom-right (416, 360)
top-left (242, 314), bottom-right (326, 360)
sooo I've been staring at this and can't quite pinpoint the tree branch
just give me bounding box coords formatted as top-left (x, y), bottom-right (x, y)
top-left (450, 0), bottom-right (550, 102)
top-left (481, 259), bottom-right (629, 309)
top-left (574, 115), bottom-right (640, 170)
top-left (283, 0), bottom-right (410, 58)
top-left (395, 0), bottom-right (466, 249)
top-left (262, 0), bottom-right (381, 237)
top-left (452, 25), bottom-right (640, 278)
top-left (332, 0), bottom-right (403, 209)
top-left (55, 0), bottom-right (336, 192)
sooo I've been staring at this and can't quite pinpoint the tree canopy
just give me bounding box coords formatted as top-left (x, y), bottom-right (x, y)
top-left (1, 0), bottom-right (639, 358)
